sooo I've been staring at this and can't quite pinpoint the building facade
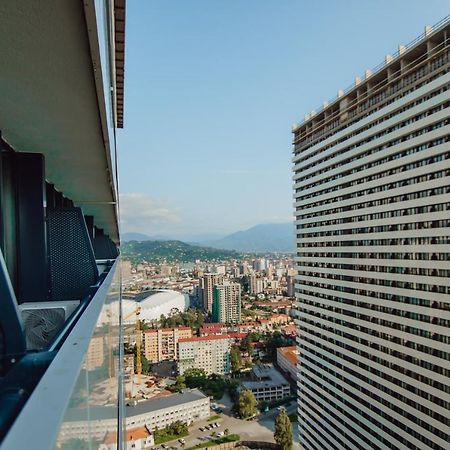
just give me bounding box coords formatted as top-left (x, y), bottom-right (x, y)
top-left (276, 346), bottom-right (299, 381)
top-left (143, 327), bottom-right (192, 362)
top-left (58, 389), bottom-right (210, 444)
top-left (212, 282), bottom-right (241, 324)
top-left (178, 335), bottom-right (232, 375)
top-left (293, 20), bottom-right (450, 450)
top-left (200, 274), bottom-right (224, 313)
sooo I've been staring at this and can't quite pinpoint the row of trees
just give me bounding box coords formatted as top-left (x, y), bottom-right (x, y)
top-left (159, 308), bottom-right (205, 329)
top-left (167, 368), bottom-right (235, 399)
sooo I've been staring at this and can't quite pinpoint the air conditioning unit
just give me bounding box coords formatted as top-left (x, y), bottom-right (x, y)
top-left (19, 301), bottom-right (80, 351)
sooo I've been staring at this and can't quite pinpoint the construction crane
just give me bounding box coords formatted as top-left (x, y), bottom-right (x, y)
top-left (124, 306), bottom-right (142, 387)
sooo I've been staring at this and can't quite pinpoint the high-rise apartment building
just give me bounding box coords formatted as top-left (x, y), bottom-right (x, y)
top-left (143, 327), bottom-right (192, 363)
top-left (200, 273), bottom-right (223, 312)
top-left (212, 282), bottom-right (241, 324)
top-left (177, 335), bottom-right (232, 375)
top-left (293, 20), bottom-right (450, 450)
top-left (212, 282), bottom-right (241, 323)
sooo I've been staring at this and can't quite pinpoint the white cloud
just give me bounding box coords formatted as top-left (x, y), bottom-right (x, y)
top-left (119, 193), bottom-right (180, 234)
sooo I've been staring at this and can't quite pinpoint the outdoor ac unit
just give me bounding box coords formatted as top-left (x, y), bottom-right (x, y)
top-left (19, 301), bottom-right (80, 351)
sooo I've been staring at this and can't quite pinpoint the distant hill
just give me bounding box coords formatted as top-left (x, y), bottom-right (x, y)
top-left (121, 240), bottom-right (242, 264)
top-left (202, 223), bottom-right (294, 253)
top-left (122, 232), bottom-right (167, 242)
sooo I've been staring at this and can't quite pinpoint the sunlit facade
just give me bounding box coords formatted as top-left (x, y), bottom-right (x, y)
top-left (293, 18), bottom-right (450, 450)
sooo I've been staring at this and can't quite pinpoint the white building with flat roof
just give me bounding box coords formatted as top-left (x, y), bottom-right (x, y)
top-left (178, 335), bottom-right (232, 375)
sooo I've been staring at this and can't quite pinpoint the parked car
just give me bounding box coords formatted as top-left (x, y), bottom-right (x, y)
top-left (217, 432), bottom-right (224, 437)
top-left (161, 445), bottom-right (168, 449)
top-left (214, 423), bottom-right (220, 428)
top-left (178, 439), bottom-right (185, 444)
top-left (216, 408), bottom-right (223, 413)
top-left (199, 427), bottom-right (205, 432)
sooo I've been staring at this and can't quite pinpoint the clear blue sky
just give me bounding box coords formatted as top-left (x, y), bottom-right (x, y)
top-left (118, 0), bottom-right (449, 239)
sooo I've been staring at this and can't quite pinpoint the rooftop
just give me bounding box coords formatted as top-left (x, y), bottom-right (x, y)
top-left (104, 426), bottom-right (151, 445)
top-left (242, 364), bottom-right (289, 390)
top-left (277, 346), bottom-right (299, 365)
top-left (179, 335), bottom-right (231, 343)
top-left (63, 389), bottom-right (208, 422)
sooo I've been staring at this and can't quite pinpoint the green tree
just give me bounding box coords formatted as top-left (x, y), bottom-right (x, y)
top-left (168, 375), bottom-right (186, 393)
top-left (274, 408), bottom-right (293, 450)
top-left (230, 346), bottom-right (242, 373)
top-left (237, 389), bottom-right (258, 418)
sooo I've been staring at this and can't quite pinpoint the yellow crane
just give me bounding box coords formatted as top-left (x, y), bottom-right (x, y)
top-left (124, 306), bottom-right (142, 387)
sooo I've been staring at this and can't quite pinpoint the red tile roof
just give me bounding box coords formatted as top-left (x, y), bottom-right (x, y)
top-left (104, 426), bottom-right (151, 444)
top-left (179, 335), bottom-right (230, 343)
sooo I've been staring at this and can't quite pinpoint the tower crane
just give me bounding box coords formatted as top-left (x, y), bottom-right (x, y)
top-left (124, 305), bottom-right (142, 387)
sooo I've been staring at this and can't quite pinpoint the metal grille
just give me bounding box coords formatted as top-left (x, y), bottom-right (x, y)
top-left (47, 208), bottom-right (98, 301)
top-left (93, 235), bottom-right (119, 259)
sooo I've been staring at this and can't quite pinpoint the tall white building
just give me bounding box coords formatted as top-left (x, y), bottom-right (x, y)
top-left (293, 20), bottom-right (450, 450)
top-left (177, 335), bottom-right (231, 375)
top-left (212, 282), bottom-right (241, 324)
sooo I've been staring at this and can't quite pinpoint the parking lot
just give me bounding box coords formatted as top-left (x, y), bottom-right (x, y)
top-left (152, 394), bottom-right (300, 450)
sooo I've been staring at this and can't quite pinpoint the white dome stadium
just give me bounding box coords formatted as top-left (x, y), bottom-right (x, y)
top-left (122, 290), bottom-right (190, 325)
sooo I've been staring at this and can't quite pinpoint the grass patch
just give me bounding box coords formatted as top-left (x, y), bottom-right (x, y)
top-left (288, 413), bottom-right (298, 423)
top-left (154, 431), bottom-right (188, 445)
top-left (187, 434), bottom-right (240, 450)
top-left (208, 415), bottom-right (221, 421)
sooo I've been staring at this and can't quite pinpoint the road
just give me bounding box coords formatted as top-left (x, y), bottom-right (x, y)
top-left (153, 394), bottom-right (300, 450)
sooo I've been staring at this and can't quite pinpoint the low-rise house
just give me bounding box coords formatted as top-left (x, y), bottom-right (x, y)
top-left (100, 426), bottom-right (154, 450)
top-left (276, 346), bottom-right (299, 381)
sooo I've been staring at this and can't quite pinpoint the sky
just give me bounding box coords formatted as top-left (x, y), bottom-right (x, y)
top-left (118, 0), bottom-right (449, 240)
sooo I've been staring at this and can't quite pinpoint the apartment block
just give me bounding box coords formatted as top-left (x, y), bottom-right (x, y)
top-left (143, 327), bottom-right (192, 363)
top-left (178, 335), bottom-right (231, 375)
top-left (212, 282), bottom-right (241, 324)
top-left (293, 20), bottom-right (450, 450)
top-left (200, 273), bottom-right (224, 312)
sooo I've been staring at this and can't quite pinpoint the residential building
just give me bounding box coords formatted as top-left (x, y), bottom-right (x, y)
top-left (199, 322), bottom-right (227, 336)
top-left (57, 389), bottom-right (210, 444)
top-left (241, 364), bottom-right (290, 402)
top-left (101, 426), bottom-right (154, 450)
top-left (276, 346), bottom-right (299, 381)
top-left (200, 273), bottom-right (223, 312)
top-left (143, 327), bottom-right (192, 362)
top-left (212, 282), bottom-right (241, 324)
top-left (293, 19), bottom-right (450, 450)
top-left (178, 335), bottom-right (232, 375)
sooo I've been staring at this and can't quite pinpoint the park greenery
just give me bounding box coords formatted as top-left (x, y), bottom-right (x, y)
top-left (186, 434), bottom-right (240, 450)
top-left (167, 368), bottom-right (228, 399)
top-left (159, 309), bottom-right (205, 329)
top-left (230, 345), bottom-right (243, 373)
top-left (274, 408), bottom-right (293, 450)
top-left (237, 389), bottom-right (258, 418)
top-left (154, 421), bottom-right (189, 444)
top-left (239, 331), bottom-right (287, 359)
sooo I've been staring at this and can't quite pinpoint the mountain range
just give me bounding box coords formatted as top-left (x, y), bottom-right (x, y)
top-left (122, 223), bottom-right (294, 253)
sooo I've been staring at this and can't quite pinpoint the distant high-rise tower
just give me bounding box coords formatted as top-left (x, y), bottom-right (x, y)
top-left (212, 282), bottom-right (241, 324)
top-left (293, 20), bottom-right (450, 450)
top-left (200, 273), bottom-right (223, 312)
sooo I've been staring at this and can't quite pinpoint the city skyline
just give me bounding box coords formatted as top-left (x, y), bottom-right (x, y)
top-left (118, 0), bottom-right (449, 238)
